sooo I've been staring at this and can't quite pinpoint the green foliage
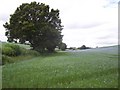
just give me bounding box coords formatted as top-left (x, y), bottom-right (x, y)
top-left (78, 45), bottom-right (91, 50)
top-left (68, 47), bottom-right (76, 50)
top-left (59, 42), bottom-right (67, 51)
top-left (0, 66), bottom-right (2, 89)
top-left (2, 46), bottom-right (14, 56)
top-left (2, 55), bottom-right (13, 65)
top-left (80, 45), bottom-right (86, 49)
top-left (20, 47), bottom-right (40, 56)
top-left (3, 1), bottom-right (63, 53)
top-left (2, 43), bottom-right (22, 64)
top-left (2, 43), bottom-right (40, 65)
top-left (2, 43), bottom-right (21, 56)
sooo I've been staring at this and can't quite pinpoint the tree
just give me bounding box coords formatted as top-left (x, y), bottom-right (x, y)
top-left (59, 42), bottom-right (67, 51)
top-left (78, 45), bottom-right (91, 50)
top-left (80, 45), bottom-right (86, 49)
top-left (3, 2), bottom-right (63, 53)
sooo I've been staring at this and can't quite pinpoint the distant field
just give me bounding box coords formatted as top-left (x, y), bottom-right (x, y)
top-left (2, 45), bottom-right (118, 88)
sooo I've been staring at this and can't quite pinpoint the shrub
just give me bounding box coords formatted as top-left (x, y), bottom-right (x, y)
top-left (68, 47), bottom-right (76, 50)
top-left (2, 43), bottom-right (40, 65)
top-left (2, 43), bottom-right (21, 56)
top-left (2, 55), bottom-right (13, 65)
top-left (20, 47), bottom-right (39, 56)
top-left (9, 44), bottom-right (21, 56)
top-left (59, 43), bottom-right (67, 51)
top-left (2, 46), bottom-right (15, 56)
top-left (78, 45), bottom-right (91, 50)
top-left (80, 45), bottom-right (86, 49)
top-left (29, 50), bottom-right (40, 56)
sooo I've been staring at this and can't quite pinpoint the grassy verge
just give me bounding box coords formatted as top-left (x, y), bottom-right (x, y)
top-left (0, 58), bottom-right (1, 89)
top-left (2, 46), bottom-right (118, 88)
top-left (0, 66), bottom-right (2, 89)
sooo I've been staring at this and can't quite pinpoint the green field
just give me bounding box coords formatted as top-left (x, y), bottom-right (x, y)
top-left (2, 45), bottom-right (118, 88)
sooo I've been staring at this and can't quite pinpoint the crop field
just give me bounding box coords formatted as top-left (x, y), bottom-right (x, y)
top-left (2, 45), bottom-right (118, 88)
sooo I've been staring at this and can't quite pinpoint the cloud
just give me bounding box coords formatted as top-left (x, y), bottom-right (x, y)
top-left (103, 0), bottom-right (119, 8)
top-left (66, 22), bottom-right (105, 29)
top-left (0, 21), bottom-right (7, 41)
top-left (106, 0), bottom-right (119, 4)
top-left (0, 0), bottom-right (118, 47)
top-left (0, 14), bottom-right (9, 22)
top-left (97, 35), bottom-right (116, 39)
top-left (96, 38), bottom-right (118, 45)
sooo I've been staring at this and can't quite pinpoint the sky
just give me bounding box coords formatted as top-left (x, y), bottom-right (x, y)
top-left (0, 0), bottom-right (119, 47)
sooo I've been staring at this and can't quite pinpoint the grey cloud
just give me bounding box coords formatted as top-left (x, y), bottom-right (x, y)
top-left (103, 0), bottom-right (119, 8)
top-left (96, 41), bottom-right (117, 45)
top-left (66, 22), bottom-right (104, 29)
top-left (0, 14), bottom-right (9, 22)
top-left (107, 0), bottom-right (119, 4)
top-left (96, 35), bottom-right (114, 39)
top-left (96, 36), bottom-right (117, 45)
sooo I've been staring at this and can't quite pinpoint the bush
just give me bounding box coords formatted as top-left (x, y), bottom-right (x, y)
top-left (2, 43), bottom-right (21, 56)
top-left (68, 47), bottom-right (76, 50)
top-left (9, 44), bottom-right (21, 56)
top-left (2, 43), bottom-right (40, 65)
top-left (59, 43), bottom-right (67, 51)
top-left (28, 50), bottom-right (40, 56)
top-left (2, 55), bottom-right (13, 65)
top-left (20, 47), bottom-right (39, 56)
top-left (80, 45), bottom-right (86, 49)
top-left (78, 45), bottom-right (91, 50)
top-left (2, 46), bottom-right (15, 56)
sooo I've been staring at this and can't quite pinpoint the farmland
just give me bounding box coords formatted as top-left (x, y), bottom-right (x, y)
top-left (1, 44), bottom-right (119, 88)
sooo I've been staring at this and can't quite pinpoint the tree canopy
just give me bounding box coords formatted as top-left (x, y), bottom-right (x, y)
top-left (59, 42), bottom-right (67, 51)
top-left (78, 45), bottom-right (91, 50)
top-left (3, 1), bottom-right (63, 52)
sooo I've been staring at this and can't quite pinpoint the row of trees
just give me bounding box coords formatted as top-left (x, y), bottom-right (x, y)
top-left (68, 45), bottom-right (91, 50)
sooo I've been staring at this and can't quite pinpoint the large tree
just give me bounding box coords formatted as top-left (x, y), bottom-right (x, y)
top-left (3, 2), bottom-right (63, 52)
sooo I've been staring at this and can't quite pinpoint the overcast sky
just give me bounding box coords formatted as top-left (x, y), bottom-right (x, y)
top-left (0, 0), bottom-right (119, 47)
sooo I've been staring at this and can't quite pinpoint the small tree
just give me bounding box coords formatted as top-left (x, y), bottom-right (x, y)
top-left (3, 1), bottom-right (63, 53)
top-left (80, 45), bottom-right (86, 49)
top-left (59, 42), bottom-right (67, 51)
top-left (79, 45), bottom-right (91, 50)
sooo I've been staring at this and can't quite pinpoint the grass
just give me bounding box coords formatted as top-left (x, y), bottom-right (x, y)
top-left (0, 66), bottom-right (2, 89)
top-left (0, 42), bottom-right (2, 89)
top-left (2, 45), bottom-right (118, 88)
